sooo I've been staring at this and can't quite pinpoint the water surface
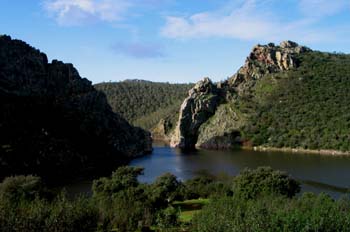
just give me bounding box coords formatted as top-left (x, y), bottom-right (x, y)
top-left (130, 143), bottom-right (350, 198)
top-left (66, 143), bottom-right (350, 198)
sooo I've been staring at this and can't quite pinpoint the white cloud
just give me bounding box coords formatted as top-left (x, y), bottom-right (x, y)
top-left (44, 0), bottom-right (132, 26)
top-left (160, 0), bottom-right (348, 43)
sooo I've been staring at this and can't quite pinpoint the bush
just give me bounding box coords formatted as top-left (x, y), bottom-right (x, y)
top-left (149, 173), bottom-right (183, 208)
top-left (0, 192), bottom-right (98, 232)
top-left (0, 175), bottom-right (98, 232)
top-left (0, 175), bottom-right (46, 204)
top-left (233, 167), bottom-right (300, 199)
top-left (183, 174), bottom-right (233, 199)
top-left (192, 193), bottom-right (350, 232)
top-left (92, 166), bottom-right (154, 231)
top-left (92, 166), bottom-right (144, 199)
top-left (156, 206), bottom-right (179, 230)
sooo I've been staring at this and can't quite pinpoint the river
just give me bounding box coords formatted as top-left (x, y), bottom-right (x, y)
top-left (66, 142), bottom-right (350, 198)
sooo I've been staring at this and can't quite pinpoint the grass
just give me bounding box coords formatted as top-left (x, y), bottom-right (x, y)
top-left (173, 199), bottom-right (209, 223)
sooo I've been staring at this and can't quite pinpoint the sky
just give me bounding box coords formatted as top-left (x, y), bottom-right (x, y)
top-left (1, 0), bottom-right (350, 84)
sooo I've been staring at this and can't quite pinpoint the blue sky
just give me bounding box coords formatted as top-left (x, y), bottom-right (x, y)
top-left (1, 0), bottom-right (350, 83)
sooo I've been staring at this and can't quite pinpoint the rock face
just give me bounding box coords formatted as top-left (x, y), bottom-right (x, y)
top-left (0, 35), bottom-right (152, 179)
top-left (228, 41), bottom-right (310, 94)
top-left (195, 102), bottom-right (244, 149)
top-left (170, 78), bottom-right (222, 149)
top-left (151, 118), bottom-right (175, 142)
top-left (171, 41), bottom-right (310, 149)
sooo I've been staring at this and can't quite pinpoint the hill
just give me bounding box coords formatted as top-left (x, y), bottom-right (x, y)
top-left (170, 41), bottom-right (350, 152)
top-left (95, 80), bottom-right (193, 139)
top-left (0, 36), bottom-right (151, 180)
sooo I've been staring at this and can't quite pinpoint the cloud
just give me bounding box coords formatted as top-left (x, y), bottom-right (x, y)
top-left (111, 41), bottom-right (165, 59)
top-left (43, 0), bottom-right (173, 26)
top-left (160, 0), bottom-right (348, 43)
top-left (43, 0), bottom-right (132, 26)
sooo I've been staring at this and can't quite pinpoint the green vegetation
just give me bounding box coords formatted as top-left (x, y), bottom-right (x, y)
top-left (233, 167), bottom-right (300, 199)
top-left (3, 166), bottom-right (350, 231)
top-left (94, 80), bottom-right (193, 131)
top-left (192, 193), bottom-right (350, 232)
top-left (241, 51), bottom-right (350, 151)
top-left (173, 199), bottom-right (209, 222)
top-left (0, 176), bottom-right (98, 232)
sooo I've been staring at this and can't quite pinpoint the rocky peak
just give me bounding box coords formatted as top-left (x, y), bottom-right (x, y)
top-left (280, 40), bottom-right (298, 48)
top-left (170, 77), bottom-right (222, 149)
top-left (228, 41), bottom-right (311, 91)
top-left (189, 77), bottom-right (215, 95)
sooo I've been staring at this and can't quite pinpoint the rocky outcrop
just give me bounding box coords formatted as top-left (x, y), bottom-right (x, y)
top-left (151, 119), bottom-right (173, 142)
top-left (227, 41), bottom-right (310, 94)
top-left (170, 78), bottom-right (222, 149)
top-left (171, 41), bottom-right (311, 149)
top-left (0, 35), bottom-right (152, 179)
top-left (195, 103), bottom-right (244, 149)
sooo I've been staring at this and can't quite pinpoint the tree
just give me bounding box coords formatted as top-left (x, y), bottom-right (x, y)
top-left (0, 175), bottom-right (46, 204)
top-left (149, 173), bottom-right (183, 208)
top-left (233, 166), bottom-right (300, 199)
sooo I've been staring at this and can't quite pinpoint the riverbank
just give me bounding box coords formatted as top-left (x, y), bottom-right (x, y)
top-left (250, 146), bottom-right (350, 156)
top-left (153, 138), bottom-right (350, 156)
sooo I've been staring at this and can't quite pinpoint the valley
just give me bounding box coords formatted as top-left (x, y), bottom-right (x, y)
top-left (1, 36), bottom-right (350, 231)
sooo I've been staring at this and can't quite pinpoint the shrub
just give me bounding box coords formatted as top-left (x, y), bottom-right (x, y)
top-left (183, 174), bottom-right (233, 199)
top-left (149, 173), bottom-right (183, 208)
top-left (92, 166), bottom-right (144, 199)
top-left (233, 167), bottom-right (300, 199)
top-left (156, 206), bottom-right (179, 230)
top-left (0, 192), bottom-right (98, 232)
top-left (92, 166), bottom-right (154, 231)
top-left (0, 175), bottom-right (46, 204)
top-left (192, 193), bottom-right (350, 232)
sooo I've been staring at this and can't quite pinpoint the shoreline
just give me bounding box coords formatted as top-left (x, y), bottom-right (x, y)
top-left (151, 138), bottom-right (350, 156)
top-left (249, 146), bottom-right (350, 156)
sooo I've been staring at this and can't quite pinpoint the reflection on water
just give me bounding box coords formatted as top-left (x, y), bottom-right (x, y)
top-left (130, 144), bottom-right (350, 198)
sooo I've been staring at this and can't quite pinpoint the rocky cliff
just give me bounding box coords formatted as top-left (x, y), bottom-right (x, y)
top-left (227, 40), bottom-right (310, 94)
top-left (170, 41), bottom-right (311, 149)
top-left (0, 35), bottom-right (152, 179)
top-left (170, 78), bottom-right (224, 149)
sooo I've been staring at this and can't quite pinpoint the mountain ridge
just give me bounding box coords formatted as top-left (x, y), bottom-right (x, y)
top-left (170, 41), bottom-right (350, 152)
top-left (0, 35), bottom-right (152, 179)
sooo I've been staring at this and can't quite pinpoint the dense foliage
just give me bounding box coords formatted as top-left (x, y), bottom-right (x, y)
top-left (0, 176), bottom-right (98, 232)
top-left (242, 51), bottom-right (350, 151)
top-left (92, 167), bottom-right (154, 231)
top-left (3, 166), bottom-right (350, 231)
top-left (183, 173), bottom-right (233, 199)
top-left (95, 80), bottom-right (193, 130)
top-left (233, 167), bottom-right (300, 199)
top-left (192, 193), bottom-right (350, 232)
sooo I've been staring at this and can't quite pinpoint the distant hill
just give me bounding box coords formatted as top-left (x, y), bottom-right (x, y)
top-left (170, 41), bottom-right (350, 152)
top-left (242, 50), bottom-right (350, 151)
top-left (95, 80), bottom-right (193, 138)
